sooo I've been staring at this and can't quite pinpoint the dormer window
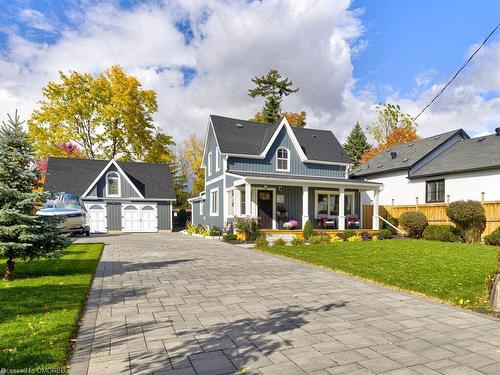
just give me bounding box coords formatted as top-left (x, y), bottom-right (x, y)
top-left (106, 171), bottom-right (121, 197)
top-left (276, 147), bottom-right (290, 171)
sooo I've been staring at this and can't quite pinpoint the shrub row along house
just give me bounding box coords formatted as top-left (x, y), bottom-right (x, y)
top-left (189, 115), bottom-right (382, 231)
top-left (44, 158), bottom-right (176, 233)
top-left (354, 128), bottom-right (500, 205)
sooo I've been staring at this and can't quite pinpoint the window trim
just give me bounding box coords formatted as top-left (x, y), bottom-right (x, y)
top-left (276, 147), bottom-right (290, 172)
top-left (314, 190), bottom-right (355, 218)
top-left (425, 179), bottom-right (445, 203)
top-left (215, 148), bottom-right (220, 172)
top-left (199, 200), bottom-right (204, 216)
top-left (226, 189), bottom-right (235, 218)
top-left (105, 171), bottom-right (121, 197)
top-left (207, 151), bottom-right (212, 176)
top-left (209, 187), bottom-right (219, 216)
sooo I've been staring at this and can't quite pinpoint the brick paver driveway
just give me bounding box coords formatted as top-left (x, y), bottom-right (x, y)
top-left (70, 233), bottom-right (499, 375)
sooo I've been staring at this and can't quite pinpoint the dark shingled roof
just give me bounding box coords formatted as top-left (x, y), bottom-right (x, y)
top-left (353, 129), bottom-right (465, 177)
top-left (210, 115), bottom-right (351, 164)
top-left (44, 157), bottom-right (176, 199)
top-left (410, 133), bottom-right (500, 178)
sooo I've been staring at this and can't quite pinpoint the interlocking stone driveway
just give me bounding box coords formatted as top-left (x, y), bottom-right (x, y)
top-left (70, 233), bottom-right (500, 375)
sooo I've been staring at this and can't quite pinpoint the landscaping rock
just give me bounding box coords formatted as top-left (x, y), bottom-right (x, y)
top-left (490, 275), bottom-right (500, 312)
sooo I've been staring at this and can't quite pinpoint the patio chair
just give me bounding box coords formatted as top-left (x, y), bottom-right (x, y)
top-left (346, 215), bottom-right (360, 229)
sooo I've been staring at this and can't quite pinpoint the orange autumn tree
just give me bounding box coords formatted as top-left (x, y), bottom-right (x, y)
top-left (362, 127), bottom-right (420, 162)
top-left (362, 103), bottom-right (419, 162)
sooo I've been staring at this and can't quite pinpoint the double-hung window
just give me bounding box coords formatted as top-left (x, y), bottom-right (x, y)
top-left (426, 179), bottom-right (445, 203)
top-left (210, 188), bottom-right (219, 216)
top-left (227, 190), bottom-right (235, 217)
top-left (207, 152), bottom-right (212, 176)
top-left (276, 147), bottom-right (290, 171)
top-left (106, 171), bottom-right (121, 197)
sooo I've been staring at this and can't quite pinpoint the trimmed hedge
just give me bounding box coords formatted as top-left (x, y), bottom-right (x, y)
top-left (446, 200), bottom-right (486, 244)
top-left (399, 211), bottom-right (428, 238)
top-left (303, 220), bottom-right (314, 240)
top-left (484, 227), bottom-right (500, 246)
top-left (422, 225), bottom-right (461, 242)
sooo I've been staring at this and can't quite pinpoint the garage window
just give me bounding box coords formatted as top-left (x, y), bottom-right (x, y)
top-left (106, 171), bottom-right (121, 197)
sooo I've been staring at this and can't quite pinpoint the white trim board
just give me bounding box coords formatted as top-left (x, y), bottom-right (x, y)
top-left (81, 159), bottom-right (144, 199)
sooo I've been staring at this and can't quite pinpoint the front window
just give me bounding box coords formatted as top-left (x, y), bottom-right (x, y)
top-left (210, 188), bottom-right (219, 216)
top-left (276, 147), bottom-right (289, 171)
top-left (240, 190), bottom-right (246, 215)
top-left (227, 190), bottom-right (235, 216)
top-left (316, 191), bottom-right (355, 218)
top-left (426, 179), bottom-right (445, 203)
top-left (106, 171), bottom-right (120, 196)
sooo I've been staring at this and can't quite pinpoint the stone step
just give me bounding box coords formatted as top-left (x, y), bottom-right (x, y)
top-left (265, 234), bottom-right (297, 243)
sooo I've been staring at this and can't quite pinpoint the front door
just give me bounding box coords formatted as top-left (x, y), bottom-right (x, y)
top-left (257, 190), bottom-right (273, 229)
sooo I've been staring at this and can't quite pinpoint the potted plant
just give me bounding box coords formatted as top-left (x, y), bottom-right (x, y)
top-left (233, 216), bottom-right (260, 241)
top-left (283, 220), bottom-right (299, 230)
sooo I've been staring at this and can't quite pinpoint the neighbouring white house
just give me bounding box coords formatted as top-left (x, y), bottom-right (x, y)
top-left (353, 127), bottom-right (500, 206)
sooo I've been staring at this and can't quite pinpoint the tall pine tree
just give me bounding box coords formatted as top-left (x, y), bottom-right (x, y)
top-left (0, 111), bottom-right (69, 280)
top-left (343, 122), bottom-right (372, 168)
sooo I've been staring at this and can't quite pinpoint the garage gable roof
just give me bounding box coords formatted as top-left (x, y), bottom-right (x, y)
top-left (44, 157), bottom-right (176, 200)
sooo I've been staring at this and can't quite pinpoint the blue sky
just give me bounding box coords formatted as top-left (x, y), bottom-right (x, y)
top-left (352, 0), bottom-right (500, 100)
top-left (0, 0), bottom-right (499, 141)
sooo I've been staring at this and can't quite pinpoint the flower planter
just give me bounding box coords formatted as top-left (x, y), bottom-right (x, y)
top-left (236, 231), bottom-right (250, 241)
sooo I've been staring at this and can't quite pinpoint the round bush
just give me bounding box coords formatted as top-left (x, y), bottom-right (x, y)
top-left (255, 236), bottom-right (269, 248)
top-left (422, 225), bottom-right (461, 242)
top-left (291, 237), bottom-right (304, 246)
top-left (378, 229), bottom-right (393, 239)
top-left (273, 238), bottom-right (287, 247)
top-left (399, 211), bottom-right (428, 238)
top-left (446, 200), bottom-right (486, 244)
top-left (484, 227), bottom-right (500, 246)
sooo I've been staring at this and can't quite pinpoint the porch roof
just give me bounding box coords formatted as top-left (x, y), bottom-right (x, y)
top-left (228, 171), bottom-right (381, 190)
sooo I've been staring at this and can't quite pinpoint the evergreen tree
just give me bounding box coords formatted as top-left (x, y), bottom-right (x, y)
top-left (248, 69), bottom-right (299, 123)
top-left (343, 122), bottom-right (372, 167)
top-left (0, 111), bottom-right (69, 280)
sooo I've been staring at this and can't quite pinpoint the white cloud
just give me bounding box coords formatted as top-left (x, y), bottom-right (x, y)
top-left (0, 0), bottom-right (499, 148)
top-left (18, 8), bottom-right (55, 32)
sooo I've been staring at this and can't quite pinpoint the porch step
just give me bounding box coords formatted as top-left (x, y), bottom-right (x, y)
top-left (265, 234), bottom-right (297, 244)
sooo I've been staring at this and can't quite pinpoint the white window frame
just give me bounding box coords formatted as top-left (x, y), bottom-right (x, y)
top-left (276, 147), bottom-right (290, 172)
top-left (215, 148), bottom-right (220, 172)
top-left (207, 152), bottom-right (212, 176)
top-left (314, 190), bottom-right (355, 218)
top-left (227, 189), bottom-right (235, 217)
top-left (199, 200), bottom-right (204, 215)
top-left (106, 171), bottom-right (121, 197)
top-left (209, 187), bottom-right (219, 216)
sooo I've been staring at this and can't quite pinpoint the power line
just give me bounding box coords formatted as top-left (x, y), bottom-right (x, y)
top-left (413, 21), bottom-right (500, 121)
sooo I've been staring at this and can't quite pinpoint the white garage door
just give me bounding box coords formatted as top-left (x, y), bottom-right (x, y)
top-left (122, 204), bottom-right (158, 232)
top-left (86, 204), bottom-right (107, 233)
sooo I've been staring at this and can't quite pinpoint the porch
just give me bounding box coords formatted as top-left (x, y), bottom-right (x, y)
top-left (227, 173), bottom-right (382, 231)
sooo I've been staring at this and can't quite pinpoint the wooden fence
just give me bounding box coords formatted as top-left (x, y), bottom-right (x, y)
top-left (362, 201), bottom-right (500, 236)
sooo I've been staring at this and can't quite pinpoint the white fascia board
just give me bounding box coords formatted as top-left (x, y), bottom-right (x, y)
top-left (81, 160), bottom-right (144, 199)
top-left (242, 175), bottom-right (382, 190)
top-left (201, 117), bottom-right (222, 169)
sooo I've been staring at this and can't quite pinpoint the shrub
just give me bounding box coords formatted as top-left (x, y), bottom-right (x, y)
top-left (330, 234), bottom-right (343, 243)
top-left (381, 213), bottom-right (398, 233)
top-left (303, 220), bottom-right (314, 240)
top-left (233, 216), bottom-right (260, 240)
top-left (291, 237), bottom-right (304, 246)
top-left (422, 225), bottom-right (461, 242)
top-left (484, 227), bottom-right (500, 246)
top-left (347, 235), bottom-right (362, 242)
top-left (359, 232), bottom-right (372, 241)
top-left (372, 235), bottom-right (380, 241)
top-left (309, 235), bottom-right (330, 245)
top-left (255, 236), bottom-right (269, 248)
top-left (273, 238), bottom-right (287, 247)
top-left (223, 234), bottom-right (238, 242)
top-left (447, 200), bottom-right (486, 244)
top-left (485, 250), bottom-right (500, 296)
top-left (378, 229), bottom-right (393, 239)
top-left (338, 230), bottom-right (356, 241)
top-left (208, 225), bottom-right (221, 236)
top-left (399, 211), bottom-right (428, 238)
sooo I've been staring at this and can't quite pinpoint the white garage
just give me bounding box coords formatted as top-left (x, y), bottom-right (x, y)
top-left (86, 203), bottom-right (107, 233)
top-left (122, 204), bottom-right (158, 232)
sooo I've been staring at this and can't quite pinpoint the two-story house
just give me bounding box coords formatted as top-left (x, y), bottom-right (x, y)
top-left (189, 115), bottom-right (382, 231)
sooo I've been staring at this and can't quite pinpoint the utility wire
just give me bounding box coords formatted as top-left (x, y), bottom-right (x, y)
top-left (413, 21), bottom-right (500, 121)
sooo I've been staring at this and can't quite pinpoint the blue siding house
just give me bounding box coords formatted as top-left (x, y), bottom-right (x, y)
top-left (189, 115), bottom-right (382, 231)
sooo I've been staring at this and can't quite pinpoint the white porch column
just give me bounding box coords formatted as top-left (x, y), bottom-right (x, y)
top-left (302, 186), bottom-right (309, 227)
top-left (338, 188), bottom-right (345, 230)
top-left (245, 182), bottom-right (252, 216)
top-left (234, 189), bottom-right (241, 216)
top-left (372, 188), bottom-right (380, 230)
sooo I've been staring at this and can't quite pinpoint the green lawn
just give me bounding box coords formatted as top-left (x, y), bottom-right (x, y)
top-left (262, 240), bottom-right (498, 311)
top-left (0, 243), bottom-right (103, 370)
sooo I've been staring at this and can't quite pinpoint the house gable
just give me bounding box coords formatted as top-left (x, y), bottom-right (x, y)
top-left (227, 127), bottom-right (346, 179)
top-left (85, 164), bottom-right (141, 199)
top-left (202, 120), bottom-right (223, 180)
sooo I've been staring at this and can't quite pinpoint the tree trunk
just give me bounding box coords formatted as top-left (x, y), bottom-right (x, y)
top-left (3, 257), bottom-right (15, 281)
